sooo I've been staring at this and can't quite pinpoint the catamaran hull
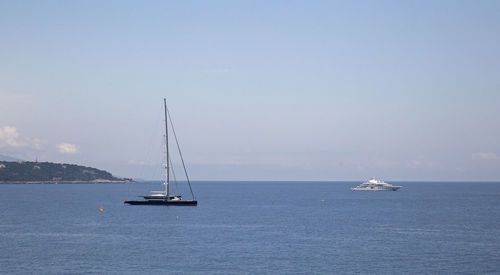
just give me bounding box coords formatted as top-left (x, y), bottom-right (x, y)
top-left (124, 200), bottom-right (198, 206)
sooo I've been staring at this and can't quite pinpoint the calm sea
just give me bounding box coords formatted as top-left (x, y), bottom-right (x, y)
top-left (1, 181), bottom-right (499, 274)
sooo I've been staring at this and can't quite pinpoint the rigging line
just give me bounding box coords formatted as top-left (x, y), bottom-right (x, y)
top-left (168, 152), bottom-right (180, 194)
top-left (166, 107), bottom-right (196, 200)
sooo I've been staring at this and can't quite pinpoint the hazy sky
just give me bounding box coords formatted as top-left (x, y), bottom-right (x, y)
top-left (1, 0), bottom-right (499, 181)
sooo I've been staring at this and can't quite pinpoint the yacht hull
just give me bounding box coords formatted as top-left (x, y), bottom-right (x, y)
top-left (351, 187), bottom-right (401, 191)
top-left (124, 200), bottom-right (197, 206)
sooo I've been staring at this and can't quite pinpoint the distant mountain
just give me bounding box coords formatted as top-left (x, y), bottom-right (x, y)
top-left (0, 161), bottom-right (132, 183)
top-left (0, 154), bottom-right (23, 162)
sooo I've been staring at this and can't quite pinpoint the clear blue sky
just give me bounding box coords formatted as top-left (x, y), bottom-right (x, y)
top-left (1, 0), bottom-right (499, 180)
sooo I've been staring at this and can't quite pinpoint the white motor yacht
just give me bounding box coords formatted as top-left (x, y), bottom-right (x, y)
top-left (351, 178), bottom-right (401, 191)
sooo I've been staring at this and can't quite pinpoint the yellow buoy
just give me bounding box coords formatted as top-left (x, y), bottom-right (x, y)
top-left (99, 205), bottom-right (103, 212)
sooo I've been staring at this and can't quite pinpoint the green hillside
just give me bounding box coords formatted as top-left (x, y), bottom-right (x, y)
top-left (0, 161), bottom-right (131, 183)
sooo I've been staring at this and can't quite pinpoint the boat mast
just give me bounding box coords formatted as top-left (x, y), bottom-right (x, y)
top-left (164, 98), bottom-right (170, 199)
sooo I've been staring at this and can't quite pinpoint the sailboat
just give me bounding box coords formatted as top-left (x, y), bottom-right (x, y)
top-left (124, 99), bottom-right (197, 206)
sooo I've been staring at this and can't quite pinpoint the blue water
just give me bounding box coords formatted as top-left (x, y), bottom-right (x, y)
top-left (1, 181), bottom-right (500, 274)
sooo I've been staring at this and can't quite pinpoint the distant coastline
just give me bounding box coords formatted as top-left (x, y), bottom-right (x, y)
top-left (0, 180), bottom-right (134, 184)
top-left (0, 161), bottom-right (133, 184)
